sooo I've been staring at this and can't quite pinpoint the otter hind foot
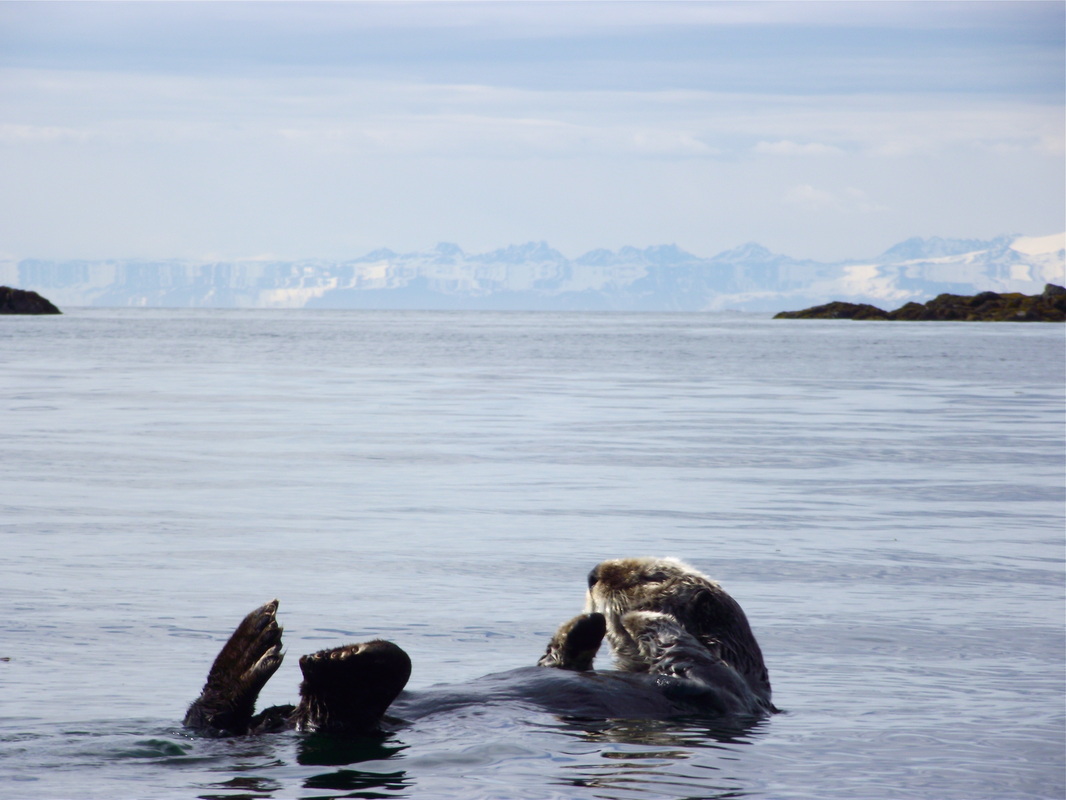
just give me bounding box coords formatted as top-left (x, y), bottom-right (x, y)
top-left (538, 612), bottom-right (606, 670)
top-left (184, 600), bottom-right (285, 734)
top-left (293, 640), bottom-right (412, 735)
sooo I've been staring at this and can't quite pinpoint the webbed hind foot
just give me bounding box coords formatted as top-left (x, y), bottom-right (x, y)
top-left (184, 600), bottom-right (285, 735)
top-left (293, 639), bottom-right (412, 735)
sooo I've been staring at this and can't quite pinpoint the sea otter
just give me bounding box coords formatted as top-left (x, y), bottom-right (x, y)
top-left (184, 558), bottom-right (774, 736)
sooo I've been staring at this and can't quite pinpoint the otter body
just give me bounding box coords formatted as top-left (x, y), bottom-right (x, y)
top-left (390, 665), bottom-right (739, 722)
top-left (184, 558), bottom-right (775, 737)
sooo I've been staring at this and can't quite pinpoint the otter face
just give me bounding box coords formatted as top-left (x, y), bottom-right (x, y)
top-left (584, 557), bottom-right (721, 635)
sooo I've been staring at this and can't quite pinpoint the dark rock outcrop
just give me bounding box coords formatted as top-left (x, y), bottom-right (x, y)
top-left (775, 284), bottom-right (1066, 322)
top-left (0, 286), bottom-right (61, 315)
top-left (770, 301), bottom-right (889, 320)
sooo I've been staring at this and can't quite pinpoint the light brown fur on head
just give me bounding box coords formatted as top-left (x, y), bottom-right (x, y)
top-left (585, 557), bottom-right (773, 708)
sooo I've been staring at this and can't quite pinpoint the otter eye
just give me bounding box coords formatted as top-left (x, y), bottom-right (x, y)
top-left (644, 571), bottom-right (670, 583)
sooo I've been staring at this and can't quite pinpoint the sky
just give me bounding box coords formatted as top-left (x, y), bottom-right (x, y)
top-left (0, 1), bottom-right (1063, 262)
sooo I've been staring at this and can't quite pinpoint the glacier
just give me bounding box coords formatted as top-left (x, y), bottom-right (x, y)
top-left (2, 234), bottom-right (1062, 312)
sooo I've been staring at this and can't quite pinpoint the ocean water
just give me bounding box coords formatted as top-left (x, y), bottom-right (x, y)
top-left (1, 309), bottom-right (1063, 800)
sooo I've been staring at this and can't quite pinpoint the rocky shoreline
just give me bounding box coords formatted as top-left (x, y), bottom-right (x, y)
top-left (774, 284), bottom-right (1066, 322)
top-left (0, 286), bottom-right (61, 314)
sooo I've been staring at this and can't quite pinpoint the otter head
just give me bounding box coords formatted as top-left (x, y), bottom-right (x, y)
top-left (585, 557), bottom-right (711, 617)
top-left (584, 557), bottom-right (716, 672)
top-left (585, 557), bottom-right (773, 706)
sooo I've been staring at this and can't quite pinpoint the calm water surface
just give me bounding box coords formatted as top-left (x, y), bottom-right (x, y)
top-left (1, 309), bottom-right (1063, 799)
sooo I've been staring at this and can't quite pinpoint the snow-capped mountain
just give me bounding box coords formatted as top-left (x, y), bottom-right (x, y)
top-left (2, 234), bottom-right (1062, 312)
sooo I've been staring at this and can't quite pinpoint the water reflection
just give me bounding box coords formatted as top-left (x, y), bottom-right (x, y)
top-left (557, 714), bottom-right (768, 747)
top-left (546, 716), bottom-right (768, 800)
top-left (199, 774), bottom-right (283, 800)
top-left (301, 767), bottom-right (409, 796)
top-left (296, 732), bottom-right (406, 767)
top-left (190, 733), bottom-right (410, 799)
top-left (296, 733), bottom-right (410, 797)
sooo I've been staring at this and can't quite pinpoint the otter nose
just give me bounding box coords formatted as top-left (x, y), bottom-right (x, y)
top-left (587, 566), bottom-right (599, 589)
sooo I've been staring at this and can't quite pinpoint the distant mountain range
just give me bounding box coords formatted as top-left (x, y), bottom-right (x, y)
top-left (3, 233), bottom-right (1063, 312)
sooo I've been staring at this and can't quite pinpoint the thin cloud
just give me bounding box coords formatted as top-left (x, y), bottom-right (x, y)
top-left (0, 2), bottom-right (1060, 261)
top-left (3, 67), bottom-right (1057, 158)
top-left (0, 123), bottom-right (91, 143)
top-left (783, 185), bottom-right (889, 214)
top-left (753, 140), bottom-right (844, 157)
top-left (277, 115), bottom-right (718, 159)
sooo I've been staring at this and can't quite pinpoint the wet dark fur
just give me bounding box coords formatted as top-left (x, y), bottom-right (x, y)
top-left (184, 602), bottom-right (412, 736)
top-left (183, 600), bottom-right (286, 735)
top-left (184, 560), bottom-right (774, 736)
top-left (293, 640), bottom-right (412, 733)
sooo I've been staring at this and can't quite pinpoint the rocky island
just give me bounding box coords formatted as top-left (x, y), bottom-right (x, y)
top-left (774, 284), bottom-right (1065, 322)
top-left (0, 286), bottom-right (61, 315)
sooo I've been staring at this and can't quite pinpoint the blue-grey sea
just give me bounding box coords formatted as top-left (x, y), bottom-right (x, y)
top-left (1, 309), bottom-right (1063, 800)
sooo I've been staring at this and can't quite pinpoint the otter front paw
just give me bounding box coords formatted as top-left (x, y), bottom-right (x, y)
top-left (537, 612), bottom-right (606, 670)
